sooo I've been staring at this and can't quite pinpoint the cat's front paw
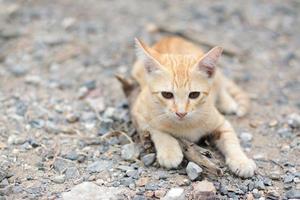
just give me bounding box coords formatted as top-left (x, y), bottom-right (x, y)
top-left (226, 157), bottom-right (256, 178)
top-left (157, 147), bottom-right (183, 169)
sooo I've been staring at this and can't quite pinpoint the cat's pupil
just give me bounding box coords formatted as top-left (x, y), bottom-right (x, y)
top-left (189, 92), bottom-right (200, 99)
top-left (161, 92), bottom-right (173, 99)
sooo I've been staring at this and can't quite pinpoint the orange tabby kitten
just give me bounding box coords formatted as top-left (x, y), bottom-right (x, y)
top-left (131, 37), bottom-right (256, 178)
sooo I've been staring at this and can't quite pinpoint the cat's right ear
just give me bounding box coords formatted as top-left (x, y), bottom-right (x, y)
top-left (135, 38), bottom-right (162, 74)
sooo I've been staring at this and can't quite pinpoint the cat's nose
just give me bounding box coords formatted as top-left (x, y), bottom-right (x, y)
top-left (176, 112), bottom-right (187, 118)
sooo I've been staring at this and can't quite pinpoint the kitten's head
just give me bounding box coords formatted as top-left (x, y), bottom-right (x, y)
top-left (135, 38), bottom-right (223, 121)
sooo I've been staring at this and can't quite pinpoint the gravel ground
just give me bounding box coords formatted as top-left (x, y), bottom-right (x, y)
top-left (0, 0), bottom-right (299, 199)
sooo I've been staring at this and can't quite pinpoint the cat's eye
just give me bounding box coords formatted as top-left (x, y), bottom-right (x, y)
top-left (189, 91), bottom-right (201, 99)
top-left (161, 92), bottom-right (174, 99)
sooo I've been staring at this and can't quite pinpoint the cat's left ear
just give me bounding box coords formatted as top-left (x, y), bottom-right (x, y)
top-left (193, 46), bottom-right (223, 78)
top-left (134, 38), bottom-right (162, 74)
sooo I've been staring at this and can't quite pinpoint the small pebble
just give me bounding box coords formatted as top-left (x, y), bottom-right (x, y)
top-left (186, 162), bottom-right (203, 181)
top-left (155, 189), bottom-right (167, 198)
top-left (7, 135), bottom-right (26, 145)
top-left (192, 180), bottom-right (216, 199)
top-left (65, 151), bottom-right (79, 161)
top-left (51, 175), bottom-right (65, 184)
top-left (86, 160), bottom-right (113, 173)
top-left (66, 113), bottom-right (80, 123)
top-left (240, 132), bottom-right (253, 142)
top-left (284, 174), bottom-right (295, 183)
top-left (287, 113), bottom-right (300, 128)
top-left (263, 177), bottom-right (272, 186)
top-left (121, 143), bottom-right (140, 161)
top-left (252, 189), bottom-right (260, 198)
top-left (162, 188), bottom-right (185, 200)
top-left (268, 120), bottom-right (278, 127)
top-left (285, 189), bottom-right (300, 199)
top-left (141, 153), bottom-right (156, 166)
top-left (254, 180), bottom-right (265, 190)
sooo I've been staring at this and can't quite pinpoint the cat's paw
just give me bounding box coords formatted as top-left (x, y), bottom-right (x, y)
top-left (157, 147), bottom-right (183, 169)
top-left (219, 100), bottom-right (238, 115)
top-left (226, 157), bottom-right (256, 178)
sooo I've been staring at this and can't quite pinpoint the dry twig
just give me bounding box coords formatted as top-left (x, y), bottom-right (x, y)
top-left (146, 23), bottom-right (242, 58)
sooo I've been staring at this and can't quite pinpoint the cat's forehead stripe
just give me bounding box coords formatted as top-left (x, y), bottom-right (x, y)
top-left (168, 55), bottom-right (193, 88)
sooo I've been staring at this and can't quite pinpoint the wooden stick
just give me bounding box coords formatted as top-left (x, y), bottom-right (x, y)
top-left (146, 23), bottom-right (242, 58)
top-left (116, 75), bottom-right (223, 176)
top-left (179, 139), bottom-right (222, 176)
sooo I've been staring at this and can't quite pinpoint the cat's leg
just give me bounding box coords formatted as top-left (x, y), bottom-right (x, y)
top-left (150, 129), bottom-right (183, 169)
top-left (223, 78), bottom-right (250, 117)
top-left (213, 120), bottom-right (256, 178)
top-left (217, 89), bottom-right (239, 115)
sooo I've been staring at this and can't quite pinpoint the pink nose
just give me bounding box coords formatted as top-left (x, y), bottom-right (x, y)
top-left (176, 112), bottom-right (187, 118)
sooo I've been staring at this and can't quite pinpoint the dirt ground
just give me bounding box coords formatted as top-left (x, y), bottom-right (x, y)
top-left (0, 0), bottom-right (299, 199)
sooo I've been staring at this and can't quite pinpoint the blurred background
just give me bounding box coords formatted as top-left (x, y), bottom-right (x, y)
top-left (0, 0), bottom-right (299, 199)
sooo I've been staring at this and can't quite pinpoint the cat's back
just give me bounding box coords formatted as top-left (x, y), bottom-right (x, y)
top-left (152, 37), bottom-right (203, 56)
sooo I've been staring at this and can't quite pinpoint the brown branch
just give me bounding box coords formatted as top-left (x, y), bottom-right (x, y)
top-left (116, 75), bottom-right (223, 176)
top-left (146, 23), bottom-right (243, 58)
top-left (179, 139), bottom-right (222, 176)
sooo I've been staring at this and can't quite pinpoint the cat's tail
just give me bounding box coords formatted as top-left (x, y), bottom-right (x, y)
top-left (225, 79), bottom-right (250, 117)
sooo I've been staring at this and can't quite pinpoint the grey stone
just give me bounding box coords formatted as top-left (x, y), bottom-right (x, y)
top-left (145, 182), bottom-right (159, 190)
top-left (102, 107), bottom-right (116, 119)
top-left (61, 182), bottom-right (125, 200)
top-left (29, 119), bottom-right (45, 129)
top-left (162, 188), bottom-right (185, 200)
top-left (254, 180), bottom-right (265, 190)
top-left (51, 175), bottom-right (65, 184)
top-left (20, 142), bottom-right (32, 150)
top-left (133, 195), bottom-right (147, 200)
top-left (263, 177), bottom-right (272, 186)
top-left (121, 143), bottom-right (140, 161)
top-left (26, 186), bottom-right (42, 195)
top-left (277, 127), bottom-right (293, 138)
top-left (64, 151), bottom-right (79, 161)
top-left (285, 189), bottom-right (300, 199)
top-left (227, 192), bottom-right (237, 198)
top-left (86, 160), bottom-right (113, 173)
top-left (269, 171), bottom-right (281, 180)
top-left (82, 80), bottom-right (96, 90)
top-left (66, 113), bottom-right (80, 123)
top-left (219, 183), bottom-right (228, 195)
top-left (120, 177), bottom-right (134, 187)
top-left (287, 113), bottom-right (300, 129)
top-left (284, 174), bottom-right (295, 183)
top-left (28, 139), bottom-right (39, 148)
top-left (40, 33), bottom-right (70, 46)
top-left (65, 167), bottom-right (80, 180)
top-left (252, 189), bottom-right (261, 198)
top-left (126, 169), bottom-right (138, 179)
top-left (7, 135), bottom-right (26, 145)
top-left (192, 180), bottom-right (216, 198)
top-left (15, 100), bottom-right (27, 116)
top-left (239, 132), bottom-right (253, 142)
top-left (53, 158), bottom-right (75, 174)
top-left (234, 188), bottom-right (244, 195)
top-left (117, 165), bottom-right (133, 172)
top-left (0, 179), bottom-right (9, 188)
top-left (77, 154), bottom-right (86, 163)
top-left (141, 153), bottom-right (156, 166)
top-left (157, 171), bottom-right (169, 180)
top-left (186, 162), bottom-right (203, 181)
top-left (7, 65), bottom-right (29, 76)
top-left (98, 120), bottom-right (112, 136)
